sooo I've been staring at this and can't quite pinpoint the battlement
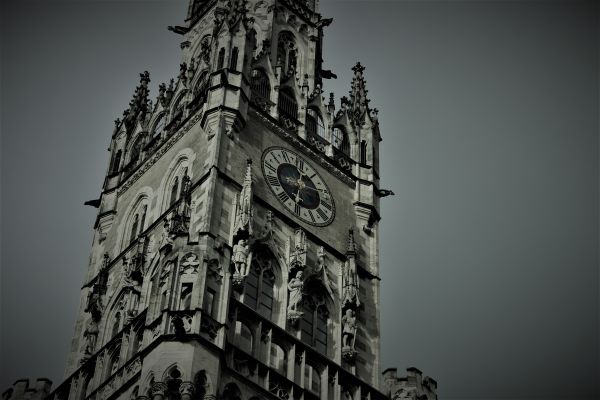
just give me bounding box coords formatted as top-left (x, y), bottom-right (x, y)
top-left (2, 379), bottom-right (52, 400)
top-left (382, 367), bottom-right (437, 400)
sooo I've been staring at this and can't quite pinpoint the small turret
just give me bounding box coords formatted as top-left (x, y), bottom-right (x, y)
top-left (2, 379), bottom-right (52, 400)
top-left (382, 367), bottom-right (438, 400)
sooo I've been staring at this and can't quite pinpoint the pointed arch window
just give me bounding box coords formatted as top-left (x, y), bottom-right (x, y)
top-left (111, 312), bottom-right (122, 338)
top-left (165, 367), bottom-right (183, 400)
top-left (305, 364), bottom-right (321, 395)
top-left (270, 343), bottom-right (287, 376)
top-left (360, 140), bottom-right (368, 164)
top-left (111, 150), bottom-right (122, 174)
top-left (152, 115), bottom-right (165, 137)
top-left (277, 88), bottom-right (298, 121)
top-left (129, 214), bottom-right (139, 243)
top-left (129, 136), bottom-right (144, 167)
top-left (333, 127), bottom-right (350, 155)
top-left (250, 69), bottom-right (270, 100)
top-left (229, 47), bottom-right (239, 70)
top-left (300, 301), bottom-right (328, 355)
top-left (217, 48), bottom-right (226, 69)
top-left (169, 177), bottom-right (180, 206)
top-left (194, 71), bottom-right (209, 102)
top-left (235, 321), bottom-right (253, 354)
top-left (243, 253), bottom-right (276, 319)
top-left (277, 31), bottom-right (297, 76)
top-left (139, 205), bottom-right (147, 235)
top-left (307, 109), bottom-right (325, 139)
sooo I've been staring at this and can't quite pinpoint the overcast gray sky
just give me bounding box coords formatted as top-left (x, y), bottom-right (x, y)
top-left (1, 1), bottom-right (598, 399)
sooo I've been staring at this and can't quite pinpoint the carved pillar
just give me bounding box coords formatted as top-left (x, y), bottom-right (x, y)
top-left (179, 382), bottom-right (195, 400)
top-left (150, 382), bottom-right (168, 400)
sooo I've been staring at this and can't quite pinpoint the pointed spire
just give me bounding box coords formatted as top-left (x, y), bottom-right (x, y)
top-left (122, 71), bottom-right (151, 133)
top-left (349, 62), bottom-right (371, 126)
top-left (346, 228), bottom-right (357, 256)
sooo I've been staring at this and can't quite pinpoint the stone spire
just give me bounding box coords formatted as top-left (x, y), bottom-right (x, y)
top-left (346, 228), bottom-right (357, 256)
top-left (122, 71), bottom-right (151, 133)
top-left (349, 62), bottom-right (371, 126)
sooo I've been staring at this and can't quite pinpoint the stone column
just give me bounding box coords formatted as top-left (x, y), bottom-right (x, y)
top-left (179, 382), bottom-right (195, 400)
top-left (150, 383), bottom-right (168, 400)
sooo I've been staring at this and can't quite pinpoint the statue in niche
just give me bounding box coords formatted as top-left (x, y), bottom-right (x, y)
top-left (233, 160), bottom-right (254, 238)
top-left (82, 318), bottom-right (99, 356)
top-left (341, 309), bottom-right (357, 349)
top-left (232, 239), bottom-right (251, 277)
top-left (287, 270), bottom-right (304, 315)
top-left (342, 259), bottom-right (360, 309)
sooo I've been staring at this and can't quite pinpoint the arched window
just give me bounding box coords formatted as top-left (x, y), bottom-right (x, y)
top-left (129, 135), bottom-right (144, 167)
top-left (152, 115), bottom-right (165, 137)
top-left (333, 127), bottom-right (350, 155)
top-left (139, 205), bottom-right (147, 236)
top-left (235, 321), bottom-right (253, 354)
top-left (270, 343), bottom-right (287, 376)
top-left (129, 214), bottom-right (139, 243)
top-left (179, 283), bottom-right (193, 310)
top-left (221, 383), bottom-right (241, 400)
top-left (217, 48), bottom-right (225, 69)
top-left (111, 312), bottom-right (122, 338)
top-left (111, 150), bottom-right (122, 174)
top-left (243, 253), bottom-right (276, 319)
top-left (305, 364), bottom-right (321, 395)
top-left (360, 140), bottom-right (368, 164)
top-left (229, 47), bottom-right (239, 70)
top-left (165, 367), bottom-right (183, 400)
top-left (300, 302), bottom-right (328, 355)
top-left (277, 88), bottom-right (298, 121)
top-left (307, 109), bottom-right (325, 138)
top-left (194, 71), bottom-right (209, 100)
top-left (250, 69), bottom-right (270, 100)
top-left (277, 31), bottom-right (297, 76)
top-left (169, 177), bottom-right (179, 206)
top-left (107, 346), bottom-right (120, 376)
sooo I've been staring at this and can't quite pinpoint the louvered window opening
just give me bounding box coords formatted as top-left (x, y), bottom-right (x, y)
top-left (277, 90), bottom-right (298, 120)
top-left (250, 69), bottom-right (270, 100)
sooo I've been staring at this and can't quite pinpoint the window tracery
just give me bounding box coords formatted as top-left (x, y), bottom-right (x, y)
top-left (243, 251), bottom-right (276, 319)
top-left (277, 31), bottom-right (297, 77)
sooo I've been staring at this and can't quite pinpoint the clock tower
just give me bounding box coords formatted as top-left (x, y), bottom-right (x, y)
top-left (11, 2), bottom-right (439, 400)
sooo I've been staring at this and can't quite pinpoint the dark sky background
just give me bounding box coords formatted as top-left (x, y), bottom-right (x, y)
top-left (1, 1), bottom-right (598, 399)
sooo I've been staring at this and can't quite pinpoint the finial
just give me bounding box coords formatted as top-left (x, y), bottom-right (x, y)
top-left (346, 228), bottom-right (357, 256)
top-left (352, 62), bottom-right (365, 74)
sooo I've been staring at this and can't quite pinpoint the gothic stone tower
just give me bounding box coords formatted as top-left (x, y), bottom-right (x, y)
top-left (25, 2), bottom-right (438, 400)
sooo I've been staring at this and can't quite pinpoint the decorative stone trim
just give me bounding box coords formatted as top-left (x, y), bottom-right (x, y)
top-left (118, 112), bottom-right (203, 196)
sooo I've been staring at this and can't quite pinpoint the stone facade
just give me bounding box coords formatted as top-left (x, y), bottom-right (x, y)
top-left (4, 1), bottom-right (437, 400)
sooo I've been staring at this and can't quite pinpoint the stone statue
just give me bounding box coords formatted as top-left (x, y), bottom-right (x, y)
top-left (287, 271), bottom-right (304, 312)
top-left (341, 308), bottom-right (357, 349)
top-left (233, 161), bottom-right (253, 237)
top-left (232, 239), bottom-right (251, 276)
top-left (342, 260), bottom-right (359, 309)
top-left (82, 318), bottom-right (99, 355)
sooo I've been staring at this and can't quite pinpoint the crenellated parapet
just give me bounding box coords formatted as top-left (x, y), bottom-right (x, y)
top-left (1, 379), bottom-right (52, 400)
top-left (382, 368), bottom-right (438, 400)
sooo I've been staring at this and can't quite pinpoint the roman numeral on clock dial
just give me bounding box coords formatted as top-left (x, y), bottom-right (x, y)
top-left (262, 147), bottom-right (335, 226)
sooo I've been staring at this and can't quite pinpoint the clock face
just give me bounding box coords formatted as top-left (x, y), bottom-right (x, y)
top-left (261, 147), bottom-right (335, 226)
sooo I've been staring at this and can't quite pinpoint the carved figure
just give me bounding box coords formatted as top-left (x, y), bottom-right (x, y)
top-left (287, 271), bottom-right (304, 312)
top-left (232, 239), bottom-right (251, 276)
top-left (82, 318), bottom-right (99, 355)
top-left (341, 309), bottom-right (357, 348)
top-left (233, 161), bottom-right (253, 237)
top-left (342, 260), bottom-right (360, 309)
